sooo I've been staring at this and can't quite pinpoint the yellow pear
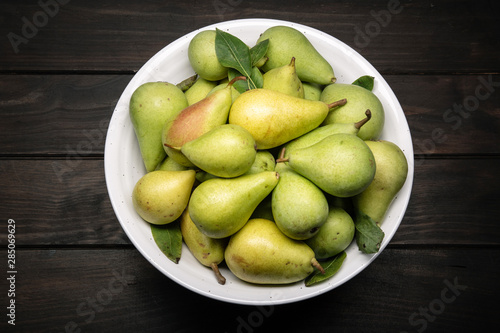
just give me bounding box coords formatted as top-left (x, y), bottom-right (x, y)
top-left (132, 170), bottom-right (196, 225)
top-left (228, 88), bottom-right (346, 149)
top-left (180, 208), bottom-right (228, 284)
top-left (225, 218), bottom-right (324, 284)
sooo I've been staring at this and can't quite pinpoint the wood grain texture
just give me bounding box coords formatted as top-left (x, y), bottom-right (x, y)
top-left (387, 74), bottom-right (500, 157)
top-left (0, 159), bottom-right (128, 245)
top-left (0, 158), bottom-right (499, 246)
top-left (0, 75), bottom-right (129, 156)
top-left (0, 0), bottom-right (499, 331)
top-left (1, 247), bottom-right (497, 332)
top-left (1, 0), bottom-right (499, 73)
top-left (1, 74), bottom-right (499, 156)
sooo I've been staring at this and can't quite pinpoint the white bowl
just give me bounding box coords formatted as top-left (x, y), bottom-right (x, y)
top-left (104, 18), bottom-right (414, 305)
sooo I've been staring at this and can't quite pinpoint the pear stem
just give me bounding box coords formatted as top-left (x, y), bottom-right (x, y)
top-left (210, 262), bottom-right (226, 285)
top-left (326, 98), bottom-right (347, 110)
top-left (311, 258), bottom-right (325, 274)
top-left (163, 143), bottom-right (181, 150)
top-left (227, 75), bottom-right (247, 87)
top-left (275, 147), bottom-right (289, 163)
top-left (354, 109), bottom-right (372, 130)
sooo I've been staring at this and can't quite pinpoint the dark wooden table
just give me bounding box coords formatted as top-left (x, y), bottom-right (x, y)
top-left (1, 1), bottom-right (499, 332)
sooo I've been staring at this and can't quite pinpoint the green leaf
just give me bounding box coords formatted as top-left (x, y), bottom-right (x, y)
top-left (250, 39), bottom-right (269, 67)
top-left (305, 252), bottom-right (347, 287)
top-left (354, 209), bottom-right (385, 254)
top-left (215, 29), bottom-right (253, 78)
top-left (352, 75), bottom-right (375, 91)
top-left (228, 67), bottom-right (263, 93)
top-left (228, 68), bottom-right (248, 93)
top-left (215, 28), bottom-right (259, 90)
top-left (151, 220), bottom-right (183, 264)
top-left (250, 66), bottom-right (263, 89)
top-left (176, 74), bottom-right (198, 92)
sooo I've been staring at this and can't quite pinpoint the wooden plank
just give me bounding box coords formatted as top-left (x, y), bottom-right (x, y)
top-left (0, 159), bottom-right (127, 246)
top-left (391, 156), bottom-right (500, 245)
top-left (1, 74), bottom-right (499, 156)
top-left (387, 74), bottom-right (500, 158)
top-left (0, 157), bottom-right (499, 246)
top-left (1, 247), bottom-right (497, 332)
top-left (0, 75), bottom-right (131, 156)
top-left (1, 0), bottom-right (499, 73)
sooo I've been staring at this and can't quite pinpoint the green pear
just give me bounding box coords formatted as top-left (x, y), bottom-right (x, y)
top-left (188, 171), bottom-right (279, 239)
top-left (132, 170), bottom-right (196, 225)
top-left (272, 163), bottom-right (328, 240)
top-left (305, 206), bottom-right (355, 259)
top-left (156, 156), bottom-right (190, 171)
top-left (278, 133), bottom-right (376, 198)
top-left (180, 208), bottom-right (228, 284)
top-left (257, 26), bottom-right (336, 85)
top-left (195, 170), bottom-right (218, 183)
top-left (353, 140), bottom-right (408, 225)
top-left (302, 82), bottom-right (323, 101)
top-left (326, 195), bottom-right (355, 219)
top-left (129, 82), bottom-right (188, 172)
top-left (184, 77), bottom-right (218, 105)
top-left (254, 55), bottom-right (268, 68)
top-left (243, 150), bottom-right (276, 175)
top-left (284, 109), bottom-right (372, 158)
top-left (162, 77), bottom-right (245, 167)
top-left (262, 57), bottom-right (304, 98)
top-left (225, 218), bottom-right (325, 284)
top-left (320, 83), bottom-right (385, 140)
top-left (178, 124), bottom-right (257, 178)
top-left (208, 82), bottom-right (241, 103)
top-left (228, 88), bottom-right (346, 149)
top-left (188, 30), bottom-right (228, 81)
top-left (191, 128), bottom-right (266, 182)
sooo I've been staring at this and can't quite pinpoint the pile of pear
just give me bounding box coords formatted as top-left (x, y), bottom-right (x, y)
top-left (128, 26), bottom-right (408, 286)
